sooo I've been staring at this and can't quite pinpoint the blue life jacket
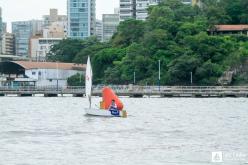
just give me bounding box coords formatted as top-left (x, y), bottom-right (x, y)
top-left (109, 105), bottom-right (119, 116)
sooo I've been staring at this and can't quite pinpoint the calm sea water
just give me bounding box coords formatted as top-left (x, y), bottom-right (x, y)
top-left (0, 97), bottom-right (247, 165)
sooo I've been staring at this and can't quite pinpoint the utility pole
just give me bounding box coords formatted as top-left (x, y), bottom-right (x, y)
top-left (134, 71), bottom-right (136, 85)
top-left (190, 71), bottom-right (193, 85)
top-left (159, 60), bottom-right (161, 91)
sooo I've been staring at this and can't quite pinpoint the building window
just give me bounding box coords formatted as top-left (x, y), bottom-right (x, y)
top-left (79, 8), bottom-right (85, 12)
top-left (38, 71), bottom-right (41, 76)
top-left (32, 72), bottom-right (36, 75)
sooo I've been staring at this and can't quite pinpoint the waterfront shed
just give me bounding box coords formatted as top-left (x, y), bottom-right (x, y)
top-left (0, 61), bottom-right (85, 87)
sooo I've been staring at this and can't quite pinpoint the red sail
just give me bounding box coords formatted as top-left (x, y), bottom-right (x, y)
top-left (102, 87), bottom-right (124, 111)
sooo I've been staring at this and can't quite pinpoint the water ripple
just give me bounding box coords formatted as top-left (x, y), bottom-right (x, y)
top-left (0, 97), bottom-right (247, 165)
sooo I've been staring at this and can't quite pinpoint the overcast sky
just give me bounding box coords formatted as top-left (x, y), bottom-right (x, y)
top-left (0, 0), bottom-right (119, 32)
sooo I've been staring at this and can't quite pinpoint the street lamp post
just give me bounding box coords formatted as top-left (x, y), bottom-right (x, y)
top-left (134, 71), bottom-right (136, 85)
top-left (158, 60), bottom-right (161, 91)
top-left (190, 71), bottom-right (193, 85)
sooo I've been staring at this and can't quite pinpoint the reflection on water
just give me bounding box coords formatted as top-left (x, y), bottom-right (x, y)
top-left (0, 97), bottom-right (248, 165)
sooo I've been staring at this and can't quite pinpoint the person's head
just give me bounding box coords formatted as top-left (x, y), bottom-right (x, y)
top-left (111, 99), bottom-right (115, 104)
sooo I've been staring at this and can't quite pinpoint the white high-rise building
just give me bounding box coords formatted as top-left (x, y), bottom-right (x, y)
top-left (43, 21), bottom-right (67, 38)
top-left (102, 14), bottom-right (119, 42)
top-left (1, 33), bottom-right (15, 55)
top-left (0, 22), bottom-right (7, 54)
top-left (119, 0), bottom-right (196, 21)
top-left (90, 0), bottom-right (96, 36)
top-left (12, 21), bottom-right (33, 56)
top-left (12, 20), bottom-right (44, 57)
top-left (2, 22), bottom-right (6, 33)
top-left (114, 8), bottom-right (120, 15)
top-left (119, 0), bottom-right (161, 21)
top-left (31, 20), bottom-right (45, 36)
top-left (119, 0), bottom-right (133, 21)
top-left (30, 37), bottom-right (62, 61)
top-left (67, 0), bottom-right (96, 39)
top-left (43, 9), bottom-right (67, 27)
top-left (0, 7), bottom-right (3, 54)
top-left (136, 0), bottom-right (150, 20)
top-left (42, 9), bottom-right (67, 38)
top-left (0, 7), bottom-right (2, 35)
top-left (95, 20), bottom-right (103, 41)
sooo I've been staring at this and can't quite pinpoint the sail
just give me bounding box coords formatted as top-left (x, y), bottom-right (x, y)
top-left (85, 56), bottom-right (93, 108)
top-left (102, 87), bottom-right (124, 111)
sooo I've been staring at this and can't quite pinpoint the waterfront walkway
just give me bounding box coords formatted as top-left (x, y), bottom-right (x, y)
top-left (0, 85), bottom-right (248, 97)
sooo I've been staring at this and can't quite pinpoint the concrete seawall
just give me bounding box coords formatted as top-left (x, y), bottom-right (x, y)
top-left (0, 85), bottom-right (248, 97)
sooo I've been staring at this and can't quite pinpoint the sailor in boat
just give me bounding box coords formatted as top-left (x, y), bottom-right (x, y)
top-left (109, 99), bottom-right (120, 116)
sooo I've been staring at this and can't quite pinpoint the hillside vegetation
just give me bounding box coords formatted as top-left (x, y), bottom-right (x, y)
top-left (48, 0), bottom-right (248, 85)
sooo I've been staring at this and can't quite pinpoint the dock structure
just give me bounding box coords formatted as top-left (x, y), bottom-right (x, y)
top-left (0, 85), bottom-right (248, 97)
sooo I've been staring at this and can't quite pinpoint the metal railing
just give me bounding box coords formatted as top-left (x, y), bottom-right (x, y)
top-left (0, 85), bottom-right (248, 95)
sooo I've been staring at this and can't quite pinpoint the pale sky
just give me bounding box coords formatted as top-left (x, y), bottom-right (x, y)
top-left (0, 0), bottom-right (119, 32)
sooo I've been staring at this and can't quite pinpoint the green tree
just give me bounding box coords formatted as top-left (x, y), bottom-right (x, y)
top-left (195, 60), bottom-right (223, 85)
top-left (46, 0), bottom-right (248, 85)
top-left (47, 37), bottom-right (99, 62)
top-left (73, 42), bottom-right (110, 64)
top-left (167, 55), bottom-right (201, 85)
top-left (92, 48), bottom-right (126, 83)
top-left (67, 73), bottom-right (84, 86)
top-left (111, 19), bottom-right (146, 47)
top-left (143, 29), bottom-right (169, 55)
top-left (47, 39), bottom-right (83, 62)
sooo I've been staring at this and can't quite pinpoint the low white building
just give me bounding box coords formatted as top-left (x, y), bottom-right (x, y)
top-left (0, 61), bottom-right (85, 87)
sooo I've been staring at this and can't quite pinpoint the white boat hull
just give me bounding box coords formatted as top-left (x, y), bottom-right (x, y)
top-left (85, 108), bottom-right (126, 117)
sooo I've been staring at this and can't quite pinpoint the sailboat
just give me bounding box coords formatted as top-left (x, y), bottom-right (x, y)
top-left (84, 56), bottom-right (127, 118)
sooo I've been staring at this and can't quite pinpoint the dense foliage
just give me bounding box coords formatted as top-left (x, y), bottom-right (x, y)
top-left (48, 0), bottom-right (248, 85)
top-left (67, 73), bottom-right (84, 86)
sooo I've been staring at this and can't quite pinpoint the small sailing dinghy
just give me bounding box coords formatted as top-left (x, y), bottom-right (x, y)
top-left (84, 56), bottom-right (127, 118)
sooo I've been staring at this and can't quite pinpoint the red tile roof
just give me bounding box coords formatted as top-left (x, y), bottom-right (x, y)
top-left (12, 61), bottom-right (86, 71)
top-left (215, 25), bottom-right (248, 31)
